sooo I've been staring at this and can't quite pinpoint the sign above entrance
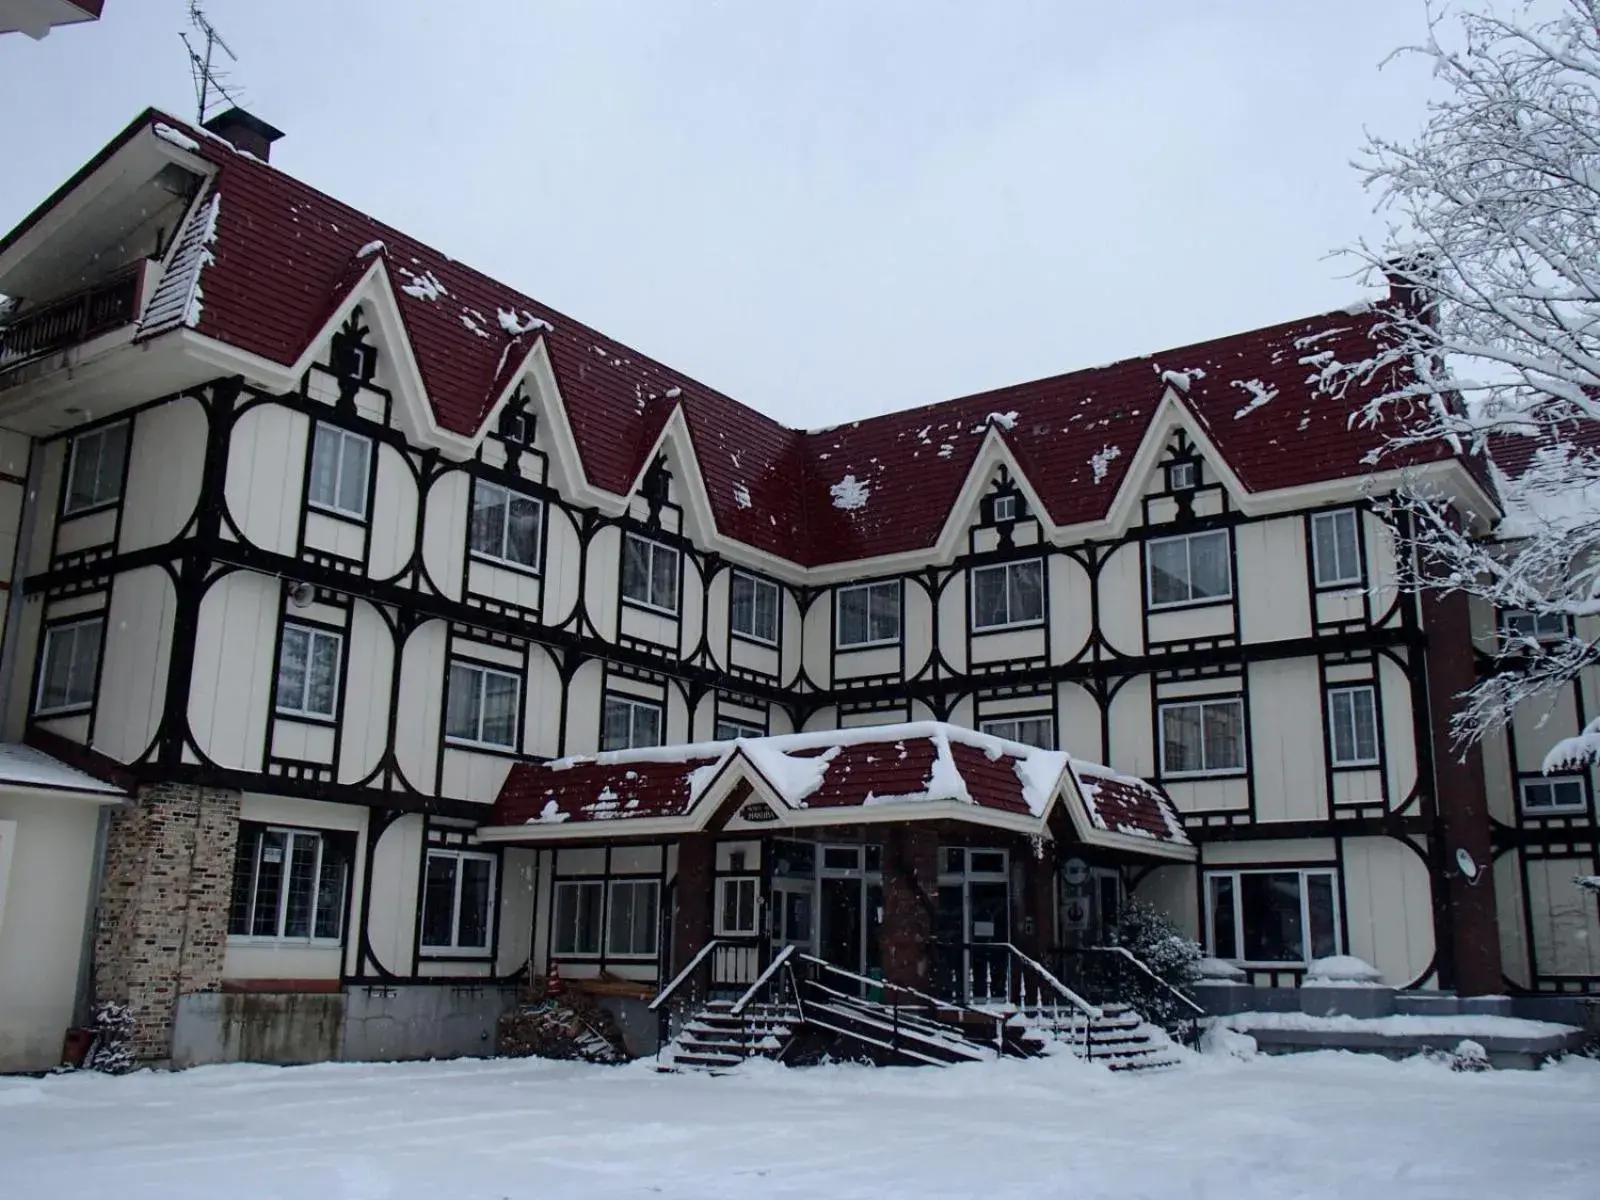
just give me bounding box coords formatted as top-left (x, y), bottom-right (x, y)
top-left (1061, 857), bottom-right (1090, 887)
top-left (739, 800), bottom-right (779, 824)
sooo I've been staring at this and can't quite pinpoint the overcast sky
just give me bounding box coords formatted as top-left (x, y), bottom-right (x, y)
top-left (2, 1), bottom-right (1445, 428)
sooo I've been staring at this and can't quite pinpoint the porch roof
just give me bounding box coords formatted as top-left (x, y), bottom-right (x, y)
top-left (478, 722), bottom-right (1194, 861)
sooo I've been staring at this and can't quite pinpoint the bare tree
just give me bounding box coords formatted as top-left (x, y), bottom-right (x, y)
top-left (1335, 0), bottom-right (1600, 768)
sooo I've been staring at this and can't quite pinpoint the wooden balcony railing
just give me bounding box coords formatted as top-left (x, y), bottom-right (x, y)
top-left (0, 269), bottom-right (143, 372)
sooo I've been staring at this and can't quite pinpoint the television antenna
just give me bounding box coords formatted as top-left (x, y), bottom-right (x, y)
top-left (179, 2), bottom-right (242, 124)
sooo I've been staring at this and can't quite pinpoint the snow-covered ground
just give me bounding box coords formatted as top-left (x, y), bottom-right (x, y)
top-left (3, 1050), bottom-right (1598, 1199)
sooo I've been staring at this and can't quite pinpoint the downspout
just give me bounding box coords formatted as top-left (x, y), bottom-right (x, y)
top-left (0, 444), bottom-right (45, 729)
top-left (72, 801), bottom-right (119, 1025)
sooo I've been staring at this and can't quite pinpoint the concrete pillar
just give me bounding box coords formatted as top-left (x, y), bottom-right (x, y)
top-left (880, 826), bottom-right (938, 989)
top-left (672, 832), bottom-right (714, 976)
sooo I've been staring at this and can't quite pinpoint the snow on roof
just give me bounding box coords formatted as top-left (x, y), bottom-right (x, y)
top-left (0, 744), bottom-right (126, 798)
top-left (829, 473), bottom-right (870, 511)
top-left (488, 722), bottom-right (1190, 851)
top-left (138, 188), bottom-right (221, 336)
top-left (152, 122), bottom-right (200, 154)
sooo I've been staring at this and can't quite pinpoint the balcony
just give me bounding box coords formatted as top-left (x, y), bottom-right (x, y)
top-left (0, 266), bottom-right (144, 379)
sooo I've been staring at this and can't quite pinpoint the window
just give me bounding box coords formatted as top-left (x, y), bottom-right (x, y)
top-left (552, 880), bottom-right (604, 955)
top-left (980, 715), bottom-right (1055, 749)
top-left (63, 421), bottom-right (130, 514)
top-left (1327, 685), bottom-right (1379, 766)
top-left (606, 880), bottom-right (660, 957)
top-left (420, 849), bottom-right (496, 952)
top-left (1147, 530), bottom-right (1231, 607)
top-left (621, 533), bottom-right (680, 613)
top-left (1520, 777), bottom-right (1588, 814)
top-left (1311, 509), bottom-right (1362, 587)
top-left (730, 571), bottom-right (779, 644)
top-left (1502, 609), bottom-right (1566, 644)
top-left (275, 623), bottom-right (342, 719)
top-left (1206, 869), bottom-right (1339, 965)
top-left (715, 716), bottom-right (765, 740)
top-left (1167, 461), bottom-right (1197, 492)
top-left (992, 494), bottom-right (1017, 523)
top-left (836, 581), bottom-right (901, 648)
top-left (716, 876), bottom-right (759, 936)
top-left (308, 423), bottom-right (372, 519)
top-left (469, 480), bottom-right (542, 570)
top-left (972, 560), bottom-right (1044, 630)
top-left (228, 825), bottom-right (351, 942)
top-left (1159, 697), bottom-right (1246, 776)
top-left (445, 660), bottom-right (520, 748)
top-left (602, 695), bottom-right (663, 750)
top-left (35, 617), bottom-right (103, 714)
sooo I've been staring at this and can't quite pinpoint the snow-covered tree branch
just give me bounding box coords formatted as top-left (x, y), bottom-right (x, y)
top-left (1339, 0), bottom-right (1600, 764)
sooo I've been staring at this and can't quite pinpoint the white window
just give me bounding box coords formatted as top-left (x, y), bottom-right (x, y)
top-left (308, 423), bottom-right (372, 519)
top-left (622, 533), bottom-right (680, 613)
top-left (715, 716), bottom-right (765, 740)
top-left (1168, 461), bottom-right (1197, 492)
top-left (1502, 609), bottom-right (1566, 644)
top-left (275, 623), bottom-right (342, 719)
top-left (228, 825), bottom-right (351, 942)
top-left (980, 715), bottom-right (1055, 749)
top-left (35, 617), bottom-right (103, 714)
top-left (469, 480), bottom-right (542, 570)
top-left (1206, 869), bottom-right (1340, 966)
top-left (971, 560), bottom-right (1044, 630)
top-left (606, 880), bottom-right (660, 958)
top-left (1326, 685), bottom-right (1379, 766)
top-left (1311, 509), bottom-right (1362, 587)
top-left (1520, 777), bottom-right (1588, 814)
top-left (1159, 697), bottom-right (1246, 776)
top-left (716, 876), bottom-right (760, 936)
top-left (836, 580), bottom-right (901, 648)
top-left (63, 421), bottom-right (130, 514)
top-left (1147, 530), bottom-right (1231, 608)
top-left (603, 695), bottom-right (663, 750)
top-left (445, 660), bottom-right (520, 748)
top-left (992, 494), bottom-right (1017, 522)
top-left (420, 849), bottom-right (496, 953)
top-left (552, 880), bottom-right (604, 955)
top-left (730, 571), bottom-right (779, 644)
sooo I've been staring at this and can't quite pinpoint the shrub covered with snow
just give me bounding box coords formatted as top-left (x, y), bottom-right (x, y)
top-left (1095, 899), bottom-right (1203, 1027)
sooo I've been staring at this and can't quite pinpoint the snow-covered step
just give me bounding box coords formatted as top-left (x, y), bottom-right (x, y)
top-left (657, 1001), bottom-right (803, 1073)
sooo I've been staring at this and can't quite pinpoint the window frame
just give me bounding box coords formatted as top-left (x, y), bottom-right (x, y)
top-left (227, 824), bottom-right (352, 945)
top-left (602, 694), bottom-right (664, 751)
top-left (274, 622), bottom-right (344, 721)
top-left (604, 879), bottom-right (661, 959)
top-left (1145, 529), bottom-right (1233, 610)
top-left (1204, 867), bottom-right (1342, 968)
top-left (419, 847), bottom-right (498, 956)
top-left (444, 659), bottom-right (522, 750)
top-left (468, 478), bottom-right (544, 573)
top-left (1500, 609), bottom-right (1567, 645)
top-left (1518, 776), bottom-right (1589, 815)
top-left (62, 420), bottom-right (131, 516)
top-left (1158, 696), bottom-right (1247, 778)
top-left (991, 494), bottom-right (1017, 523)
top-left (969, 558), bottom-right (1045, 632)
top-left (33, 616), bottom-right (104, 716)
top-left (979, 715), bottom-right (1055, 749)
top-left (729, 570), bottom-right (780, 646)
top-left (551, 879), bottom-right (605, 957)
top-left (715, 875), bottom-right (761, 937)
top-left (306, 422), bottom-right (373, 521)
top-left (1310, 508), bottom-right (1363, 588)
top-left (1167, 460), bottom-right (1197, 492)
top-left (835, 580), bottom-right (902, 649)
top-left (1326, 684), bottom-right (1381, 768)
top-left (715, 716), bottom-right (766, 741)
top-left (621, 532), bottom-right (681, 615)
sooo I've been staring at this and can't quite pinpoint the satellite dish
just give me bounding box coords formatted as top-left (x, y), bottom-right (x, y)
top-left (1455, 847), bottom-right (1480, 882)
top-left (288, 581), bottom-right (316, 608)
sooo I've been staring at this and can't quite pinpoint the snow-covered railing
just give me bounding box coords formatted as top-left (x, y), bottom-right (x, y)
top-left (1090, 945), bottom-right (1203, 1017)
top-left (1000, 942), bottom-right (1103, 1021)
top-left (0, 267), bottom-right (142, 374)
top-left (729, 944), bottom-right (797, 1016)
top-left (649, 939), bottom-right (725, 1012)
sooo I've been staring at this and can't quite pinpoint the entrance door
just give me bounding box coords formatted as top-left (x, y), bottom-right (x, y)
top-left (770, 878), bottom-right (814, 955)
top-left (1091, 868), bottom-right (1123, 944)
top-left (819, 876), bottom-right (863, 973)
top-left (967, 880), bottom-right (1011, 1003)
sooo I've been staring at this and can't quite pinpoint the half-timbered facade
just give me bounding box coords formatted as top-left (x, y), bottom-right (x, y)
top-left (0, 105), bottom-right (1588, 1068)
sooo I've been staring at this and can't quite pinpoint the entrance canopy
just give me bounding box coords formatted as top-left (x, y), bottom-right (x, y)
top-left (476, 722), bottom-right (1194, 862)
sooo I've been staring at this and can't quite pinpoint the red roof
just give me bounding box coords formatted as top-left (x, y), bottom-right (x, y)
top-left (6, 110), bottom-right (1474, 566)
top-left (1073, 766), bottom-right (1188, 845)
top-left (493, 756), bottom-right (720, 826)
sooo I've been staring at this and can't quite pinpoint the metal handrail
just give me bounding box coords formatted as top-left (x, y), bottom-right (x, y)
top-left (649, 938), bottom-right (724, 1011)
top-left (730, 944), bottom-right (797, 1015)
top-left (999, 942), bottom-right (1103, 1021)
top-left (792, 953), bottom-right (986, 1018)
top-left (1087, 945), bottom-right (1204, 1016)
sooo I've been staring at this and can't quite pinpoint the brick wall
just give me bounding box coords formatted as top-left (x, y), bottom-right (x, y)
top-left (93, 783), bottom-right (241, 1062)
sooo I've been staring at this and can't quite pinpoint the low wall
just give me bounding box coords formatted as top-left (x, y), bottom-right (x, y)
top-left (171, 983), bottom-right (522, 1068)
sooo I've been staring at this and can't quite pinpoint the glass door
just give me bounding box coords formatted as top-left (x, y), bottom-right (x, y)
top-left (770, 878), bottom-right (815, 955)
top-left (937, 847), bottom-right (1013, 1004)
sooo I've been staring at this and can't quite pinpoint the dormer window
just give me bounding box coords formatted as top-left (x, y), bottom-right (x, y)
top-left (1168, 461), bottom-right (1197, 492)
top-left (992, 494), bottom-right (1017, 523)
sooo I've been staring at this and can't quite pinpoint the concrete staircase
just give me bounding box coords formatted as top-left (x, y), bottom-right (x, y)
top-left (657, 1000), bottom-right (802, 1073)
top-left (1012, 1001), bottom-right (1187, 1072)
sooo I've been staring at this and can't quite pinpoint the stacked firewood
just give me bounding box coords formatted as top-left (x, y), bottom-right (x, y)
top-left (497, 977), bottom-right (629, 1063)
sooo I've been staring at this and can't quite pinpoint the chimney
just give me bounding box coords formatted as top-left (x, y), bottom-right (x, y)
top-left (1382, 250), bottom-right (1437, 324)
top-left (201, 106), bottom-right (285, 162)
